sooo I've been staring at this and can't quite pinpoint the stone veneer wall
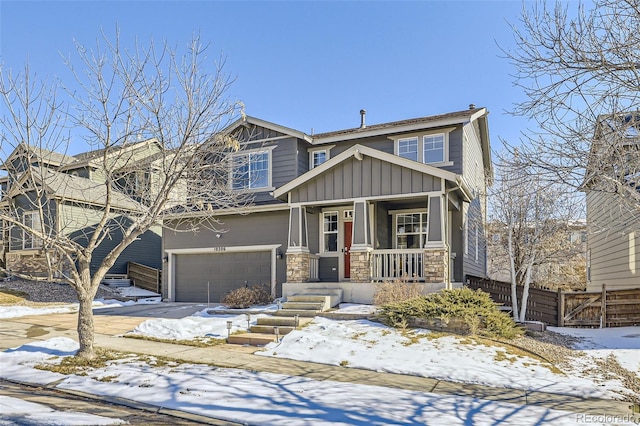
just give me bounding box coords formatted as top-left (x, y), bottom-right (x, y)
top-left (286, 252), bottom-right (311, 282)
top-left (6, 251), bottom-right (71, 278)
top-left (349, 250), bottom-right (371, 282)
top-left (423, 248), bottom-right (448, 283)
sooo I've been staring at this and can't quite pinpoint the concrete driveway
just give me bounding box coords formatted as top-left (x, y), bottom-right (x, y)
top-left (93, 302), bottom-right (217, 319)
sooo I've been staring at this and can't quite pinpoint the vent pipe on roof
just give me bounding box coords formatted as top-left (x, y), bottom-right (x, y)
top-left (469, 104), bottom-right (476, 110)
top-left (360, 109), bottom-right (367, 128)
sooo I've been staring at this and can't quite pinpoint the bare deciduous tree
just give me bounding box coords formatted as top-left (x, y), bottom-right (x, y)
top-left (489, 152), bottom-right (583, 322)
top-left (0, 32), bottom-right (245, 359)
top-left (504, 0), bottom-right (640, 217)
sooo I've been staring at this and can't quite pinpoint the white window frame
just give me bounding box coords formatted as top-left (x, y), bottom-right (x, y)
top-left (393, 129), bottom-right (453, 166)
top-left (230, 147), bottom-right (274, 192)
top-left (391, 209), bottom-right (428, 249)
top-left (23, 210), bottom-right (43, 250)
top-left (423, 134), bottom-right (445, 164)
top-left (322, 211), bottom-right (339, 253)
top-left (397, 137), bottom-right (419, 162)
top-left (308, 146), bottom-right (333, 170)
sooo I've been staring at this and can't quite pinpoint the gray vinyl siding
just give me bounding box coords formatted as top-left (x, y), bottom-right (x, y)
top-left (327, 135), bottom-right (394, 157)
top-left (290, 156), bottom-right (442, 203)
top-left (449, 208), bottom-right (464, 282)
top-left (463, 198), bottom-right (486, 279)
top-left (163, 210), bottom-right (289, 293)
top-left (297, 140), bottom-right (310, 175)
top-left (586, 190), bottom-right (640, 291)
top-left (9, 193), bottom-right (56, 251)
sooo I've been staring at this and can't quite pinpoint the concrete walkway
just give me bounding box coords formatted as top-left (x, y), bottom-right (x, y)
top-left (0, 311), bottom-right (634, 420)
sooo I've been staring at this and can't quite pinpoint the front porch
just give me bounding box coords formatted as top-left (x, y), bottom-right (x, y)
top-left (273, 144), bottom-right (471, 303)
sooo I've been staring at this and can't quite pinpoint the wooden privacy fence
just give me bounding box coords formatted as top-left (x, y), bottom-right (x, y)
top-left (127, 261), bottom-right (161, 294)
top-left (466, 276), bottom-right (559, 325)
top-left (466, 276), bottom-right (640, 328)
top-left (559, 285), bottom-right (640, 327)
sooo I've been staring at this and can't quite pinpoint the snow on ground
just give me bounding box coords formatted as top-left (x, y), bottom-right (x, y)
top-left (550, 326), bottom-right (640, 378)
top-left (0, 395), bottom-right (126, 425)
top-left (0, 337), bottom-right (606, 426)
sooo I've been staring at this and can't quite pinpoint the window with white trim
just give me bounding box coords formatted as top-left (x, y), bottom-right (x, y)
top-left (231, 150), bottom-right (271, 190)
top-left (311, 150), bottom-right (327, 169)
top-left (395, 132), bottom-right (448, 164)
top-left (395, 212), bottom-right (428, 249)
top-left (423, 134), bottom-right (445, 163)
top-left (397, 137), bottom-right (418, 162)
top-left (23, 211), bottom-right (43, 250)
top-left (323, 212), bottom-right (338, 252)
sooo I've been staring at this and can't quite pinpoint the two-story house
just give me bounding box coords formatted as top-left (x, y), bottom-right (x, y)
top-left (0, 140), bottom-right (163, 278)
top-left (162, 106), bottom-right (492, 304)
top-left (584, 112), bottom-right (640, 291)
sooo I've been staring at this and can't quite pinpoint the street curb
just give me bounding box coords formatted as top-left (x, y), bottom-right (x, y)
top-left (3, 378), bottom-right (243, 426)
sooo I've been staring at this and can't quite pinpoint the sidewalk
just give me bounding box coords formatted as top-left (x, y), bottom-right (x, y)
top-left (0, 312), bottom-right (633, 419)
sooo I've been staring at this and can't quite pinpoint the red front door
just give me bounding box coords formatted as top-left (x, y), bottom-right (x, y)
top-left (344, 221), bottom-right (353, 279)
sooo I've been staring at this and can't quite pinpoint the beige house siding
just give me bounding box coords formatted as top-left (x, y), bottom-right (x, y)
top-left (587, 190), bottom-right (640, 291)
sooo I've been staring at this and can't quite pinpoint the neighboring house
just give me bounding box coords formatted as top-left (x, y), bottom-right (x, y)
top-left (487, 220), bottom-right (587, 291)
top-left (0, 140), bottom-right (163, 278)
top-left (584, 113), bottom-right (640, 292)
top-left (162, 106), bottom-right (492, 303)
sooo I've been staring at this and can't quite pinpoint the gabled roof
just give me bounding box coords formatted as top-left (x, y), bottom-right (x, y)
top-left (273, 144), bottom-right (471, 201)
top-left (223, 116), bottom-right (313, 143)
top-left (59, 138), bottom-right (162, 171)
top-left (14, 167), bottom-right (141, 211)
top-left (1, 143), bottom-right (76, 171)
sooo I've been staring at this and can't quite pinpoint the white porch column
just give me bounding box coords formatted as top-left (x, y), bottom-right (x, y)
top-left (425, 194), bottom-right (449, 284)
top-left (426, 194), bottom-right (446, 248)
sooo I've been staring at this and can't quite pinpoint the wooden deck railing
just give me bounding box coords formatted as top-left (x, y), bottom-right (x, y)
top-left (371, 249), bottom-right (424, 281)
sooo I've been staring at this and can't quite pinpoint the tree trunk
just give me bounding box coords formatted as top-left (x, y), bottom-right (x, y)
top-left (519, 264), bottom-right (533, 323)
top-left (75, 294), bottom-right (95, 359)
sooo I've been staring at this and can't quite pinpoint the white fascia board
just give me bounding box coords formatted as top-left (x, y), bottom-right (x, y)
top-left (162, 203), bottom-right (290, 220)
top-left (274, 144), bottom-right (459, 199)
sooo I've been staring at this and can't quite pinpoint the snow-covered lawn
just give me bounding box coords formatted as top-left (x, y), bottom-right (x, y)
top-left (0, 338), bottom-right (610, 425)
top-left (1, 301), bottom-right (638, 425)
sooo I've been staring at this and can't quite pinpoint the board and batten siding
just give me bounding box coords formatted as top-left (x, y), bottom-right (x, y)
top-left (290, 156), bottom-right (442, 204)
top-left (587, 190), bottom-right (640, 291)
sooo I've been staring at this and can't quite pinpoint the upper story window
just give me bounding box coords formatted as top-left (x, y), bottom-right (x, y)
top-left (309, 146), bottom-right (333, 170)
top-left (423, 134), bottom-right (445, 163)
top-left (397, 137), bottom-right (418, 162)
top-left (394, 131), bottom-right (450, 165)
top-left (231, 149), bottom-right (272, 191)
top-left (23, 211), bottom-right (43, 250)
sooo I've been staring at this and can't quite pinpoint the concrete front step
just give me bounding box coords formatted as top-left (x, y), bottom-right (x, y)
top-left (250, 325), bottom-right (296, 335)
top-left (273, 309), bottom-right (318, 318)
top-left (257, 316), bottom-right (314, 327)
top-left (227, 333), bottom-right (278, 346)
top-left (287, 295), bottom-right (331, 309)
top-left (282, 301), bottom-right (324, 311)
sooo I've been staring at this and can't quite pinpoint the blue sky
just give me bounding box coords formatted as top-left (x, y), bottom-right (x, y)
top-left (1, 1), bottom-right (532, 154)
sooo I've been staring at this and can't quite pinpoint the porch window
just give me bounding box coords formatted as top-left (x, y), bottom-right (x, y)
top-left (323, 211), bottom-right (338, 252)
top-left (396, 213), bottom-right (428, 249)
top-left (231, 150), bottom-right (271, 190)
top-left (23, 211), bottom-right (43, 250)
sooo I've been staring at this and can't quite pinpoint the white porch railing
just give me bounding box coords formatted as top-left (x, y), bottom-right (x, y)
top-left (371, 249), bottom-right (424, 281)
top-left (309, 254), bottom-right (319, 281)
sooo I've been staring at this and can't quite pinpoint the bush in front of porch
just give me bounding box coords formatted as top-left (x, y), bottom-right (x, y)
top-left (377, 287), bottom-right (523, 339)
